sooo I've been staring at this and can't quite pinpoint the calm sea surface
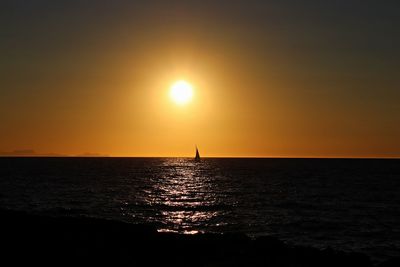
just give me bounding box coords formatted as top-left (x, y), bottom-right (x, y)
top-left (0, 157), bottom-right (399, 261)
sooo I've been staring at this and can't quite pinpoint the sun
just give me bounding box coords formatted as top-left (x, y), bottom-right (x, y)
top-left (169, 80), bottom-right (194, 105)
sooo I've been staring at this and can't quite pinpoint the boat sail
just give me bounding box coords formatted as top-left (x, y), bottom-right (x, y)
top-left (195, 146), bottom-right (200, 161)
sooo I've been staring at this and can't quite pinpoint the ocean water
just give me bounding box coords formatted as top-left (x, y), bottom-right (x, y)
top-left (0, 157), bottom-right (399, 261)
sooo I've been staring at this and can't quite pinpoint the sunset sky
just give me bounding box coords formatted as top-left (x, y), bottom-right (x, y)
top-left (1, 0), bottom-right (399, 157)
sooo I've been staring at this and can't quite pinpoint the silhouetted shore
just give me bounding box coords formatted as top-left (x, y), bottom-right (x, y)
top-left (1, 209), bottom-right (398, 267)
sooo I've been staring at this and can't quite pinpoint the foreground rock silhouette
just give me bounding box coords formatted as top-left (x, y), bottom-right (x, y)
top-left (0, 209), bottom-right (395, 266)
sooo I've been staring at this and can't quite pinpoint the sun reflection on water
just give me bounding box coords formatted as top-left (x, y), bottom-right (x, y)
top-left (145, 158), bottom-right (221, 234)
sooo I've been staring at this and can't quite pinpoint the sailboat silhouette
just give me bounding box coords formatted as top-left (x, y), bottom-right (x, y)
top-left (195, 146), bottom-right (200, 161)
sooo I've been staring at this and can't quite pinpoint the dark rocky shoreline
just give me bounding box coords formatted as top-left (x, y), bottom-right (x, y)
top-left (1, 209), bottom-right (398, 267)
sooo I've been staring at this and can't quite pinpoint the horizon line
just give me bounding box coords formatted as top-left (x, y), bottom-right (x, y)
top-left (0, 155), bottom-right (399, 160)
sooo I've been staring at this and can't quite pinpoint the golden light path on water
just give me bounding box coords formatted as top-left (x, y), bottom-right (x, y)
top-left (145, 158), bottom-right (222, 234)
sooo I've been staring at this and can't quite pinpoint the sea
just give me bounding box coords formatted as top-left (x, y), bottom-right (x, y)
top-left (0, 157), bottom-right (399, 262)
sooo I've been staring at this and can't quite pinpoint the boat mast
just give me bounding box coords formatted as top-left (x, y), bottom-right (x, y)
top-left (195, 145), bottom-right (200, 161)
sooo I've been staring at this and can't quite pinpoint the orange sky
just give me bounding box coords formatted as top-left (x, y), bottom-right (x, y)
top-left (1, 1), bottom-right (399, 158)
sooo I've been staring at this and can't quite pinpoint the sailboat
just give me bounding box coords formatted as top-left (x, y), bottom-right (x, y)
top-left (195, 146), bottom-right (200, 161)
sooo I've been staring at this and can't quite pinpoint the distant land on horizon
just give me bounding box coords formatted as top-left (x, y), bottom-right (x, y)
top-left (0, 150), bottom-right (109, 157)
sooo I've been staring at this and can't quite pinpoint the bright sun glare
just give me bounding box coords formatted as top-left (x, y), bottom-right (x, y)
top-left (170, 80), bottom-right (193, 105)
